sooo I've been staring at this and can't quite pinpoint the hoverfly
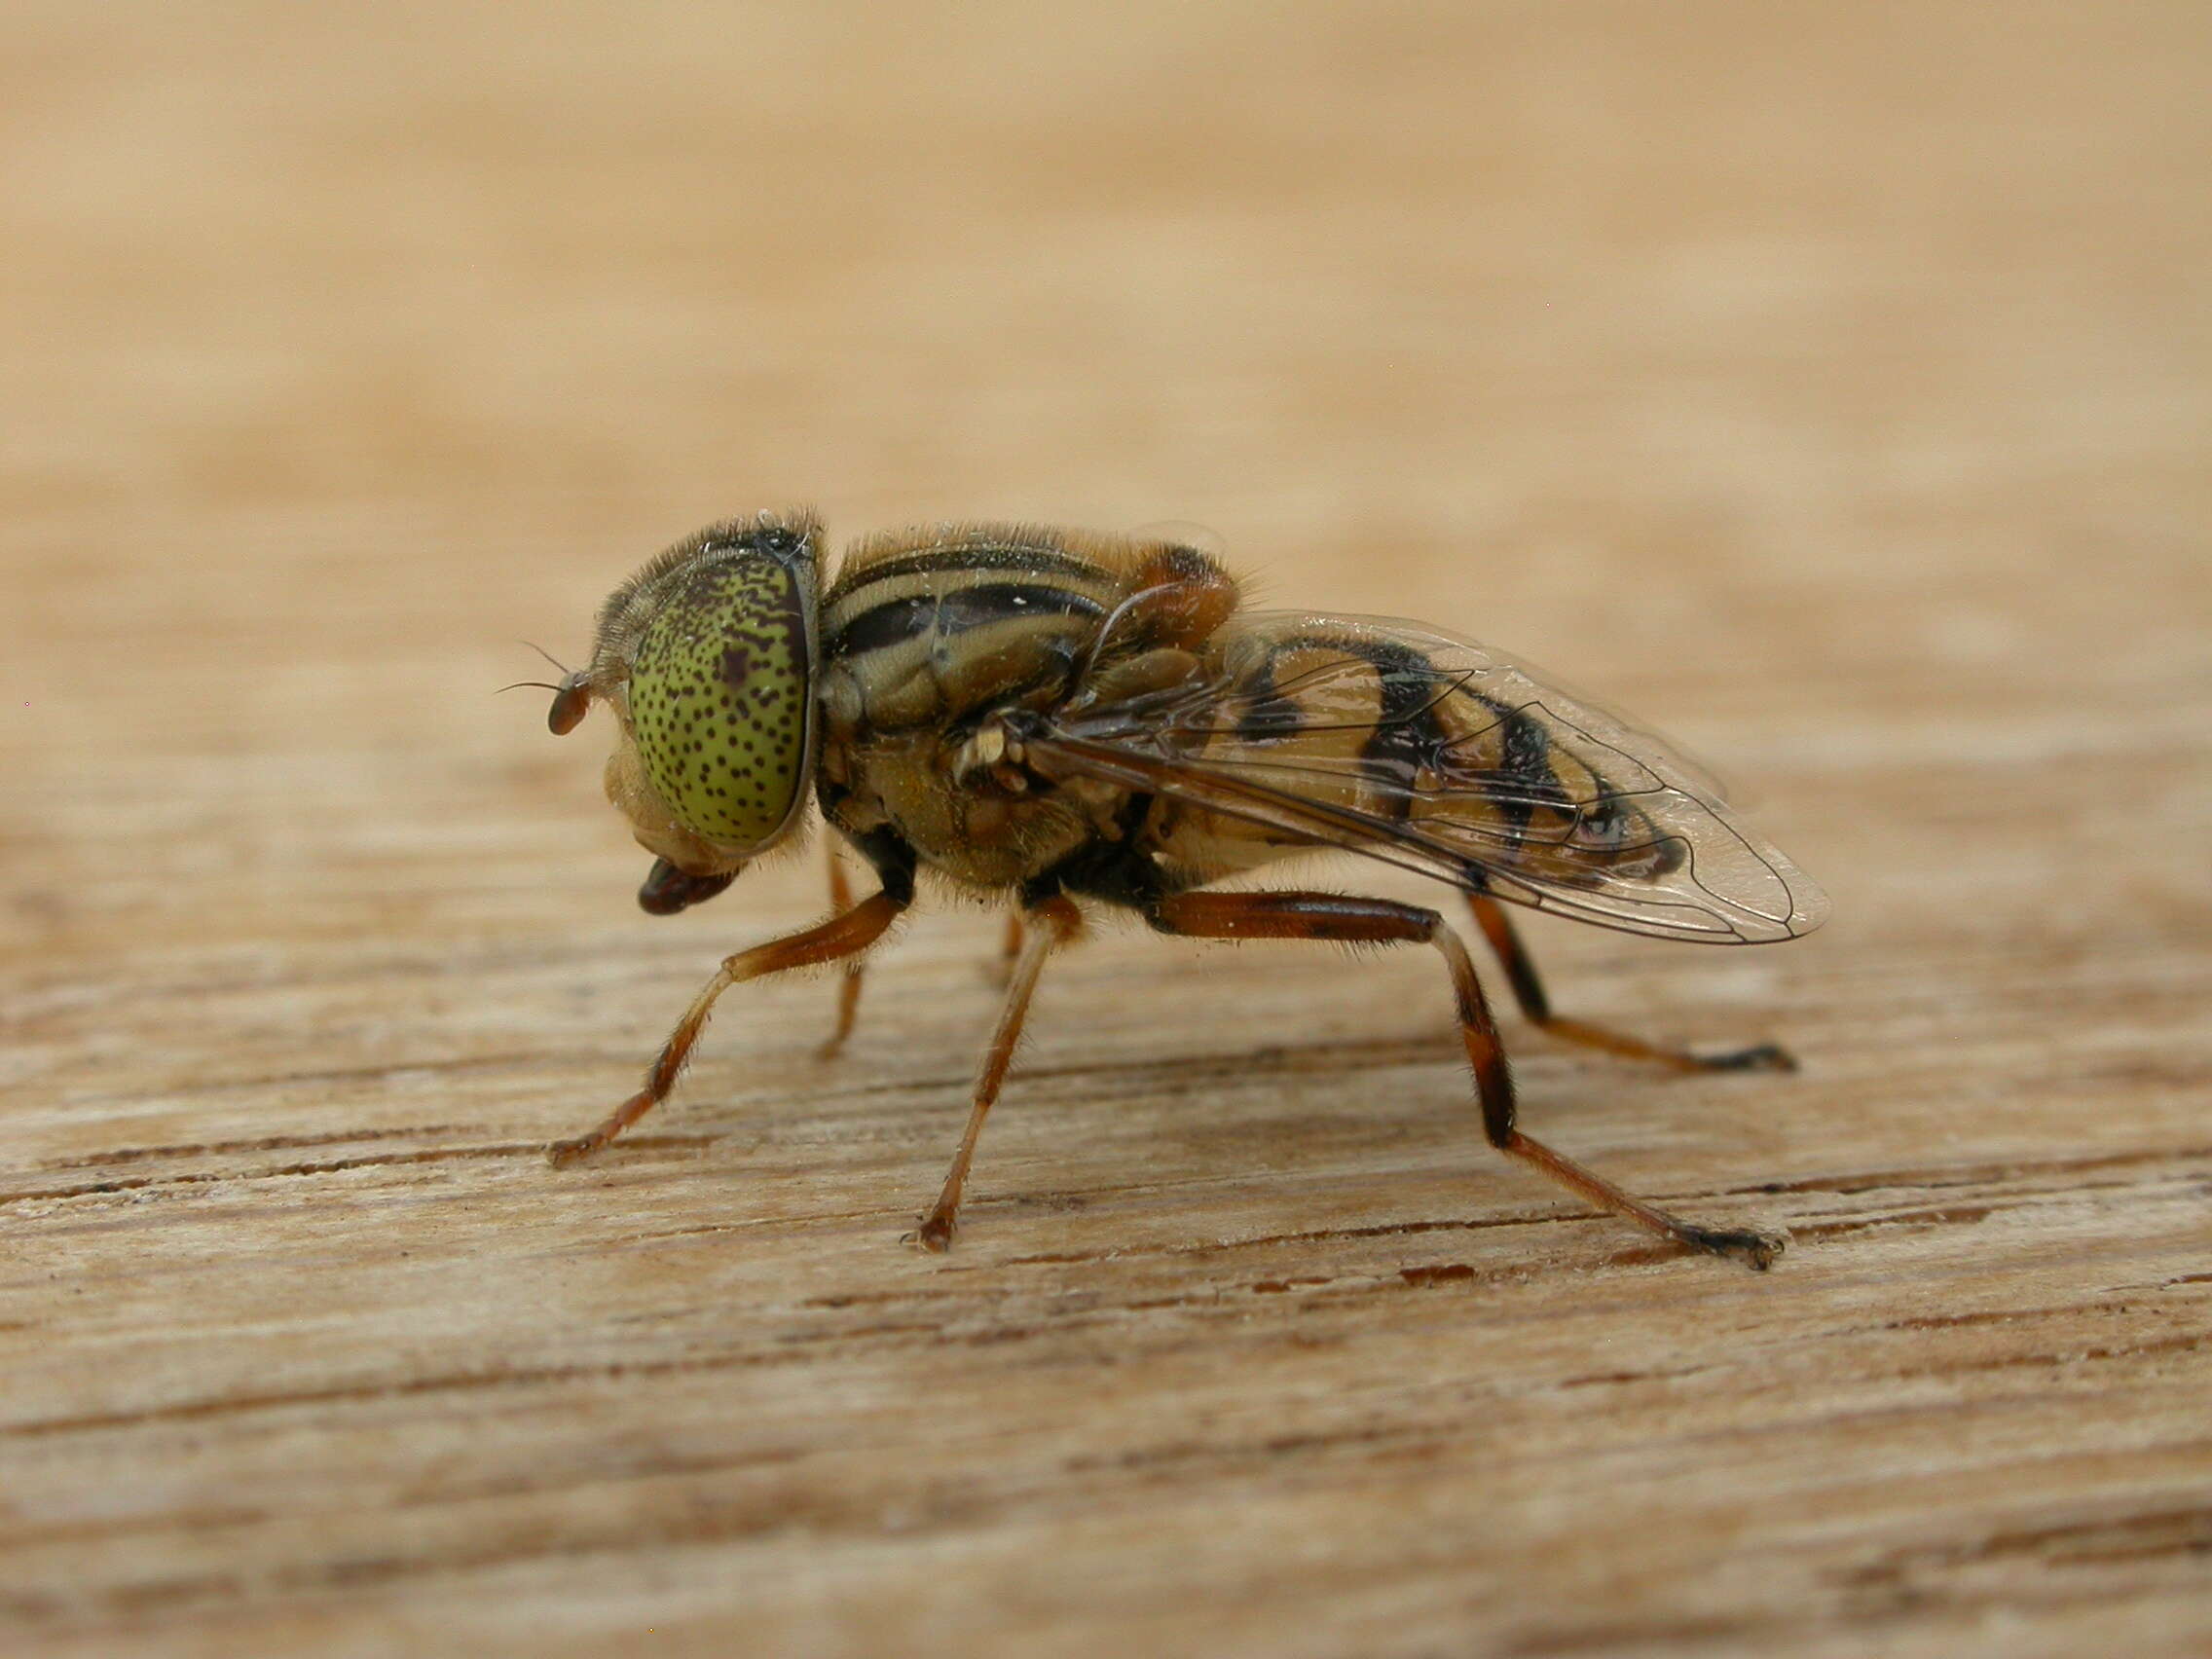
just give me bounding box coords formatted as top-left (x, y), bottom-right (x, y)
top-left (536, 511), bottom-right (1827, 1268)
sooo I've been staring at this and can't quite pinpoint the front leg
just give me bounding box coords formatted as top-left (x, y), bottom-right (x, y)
top-left (551, 878), bottom-right (910, 1165)
top-left (817, 842), bottom-right (868, 1059)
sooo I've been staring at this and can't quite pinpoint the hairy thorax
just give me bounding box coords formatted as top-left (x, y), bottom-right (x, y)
top-left (811, 523), bottom-right (1236, 896)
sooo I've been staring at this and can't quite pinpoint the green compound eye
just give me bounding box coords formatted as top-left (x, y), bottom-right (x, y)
top-left (627, 543), bottom-right (815, 851)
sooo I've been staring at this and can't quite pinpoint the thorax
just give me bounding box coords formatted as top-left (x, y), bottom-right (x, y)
top-left (812, 527), bottom-right (1170, 893)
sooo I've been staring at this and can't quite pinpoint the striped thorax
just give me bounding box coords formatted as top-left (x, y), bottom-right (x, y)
top-left (811, 524), bottom-right (1236, 890)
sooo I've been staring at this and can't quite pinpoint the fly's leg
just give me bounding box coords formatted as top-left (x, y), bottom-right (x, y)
top-left (1151, 890), bottom-right (1784, 1270)
top-left (982, 910), bottom-right (1026, 990)
top-left (914, 897), bottom-right (1085, 1251)
top-left (1468, 895), bottom-right (1794, 1073)
top-left (550, 890), bottom-right (907, 1166)
top-left (817, 845), bottom-right (867, 1059)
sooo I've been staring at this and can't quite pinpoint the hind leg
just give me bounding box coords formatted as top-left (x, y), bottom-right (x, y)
top-left (1153, 890), bottom-right (1784, 1269)
top-left (1468, 895), bottom-right (1795, 1074)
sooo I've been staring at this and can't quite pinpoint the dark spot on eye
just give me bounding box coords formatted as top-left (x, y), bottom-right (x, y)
top-left (719, 644), bottom-right (755, 686)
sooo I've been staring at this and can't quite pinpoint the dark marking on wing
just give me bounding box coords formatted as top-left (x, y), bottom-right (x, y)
top-left (1469, 691), bottom-right (1567, 846)
top-left (1233, 657), bottom-right (1306, 744)
top-left (1345, 637), bottom-right (1453, 821)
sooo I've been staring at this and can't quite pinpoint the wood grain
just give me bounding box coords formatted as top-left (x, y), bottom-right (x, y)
top-left (4, 3), bottom-right (2208, 1654)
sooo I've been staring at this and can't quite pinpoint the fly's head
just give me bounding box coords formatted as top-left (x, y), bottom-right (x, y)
top-left (552, 511), bottom-right (823, 911)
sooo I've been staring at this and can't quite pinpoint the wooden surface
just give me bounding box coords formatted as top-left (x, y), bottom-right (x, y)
top-left (4, 4), bottom-right (2209, 1654)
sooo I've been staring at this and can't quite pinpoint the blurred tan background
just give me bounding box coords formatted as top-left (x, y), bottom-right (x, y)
top-left (4, 4), bottom-right (2209, 1656)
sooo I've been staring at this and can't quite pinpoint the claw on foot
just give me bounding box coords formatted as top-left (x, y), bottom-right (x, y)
top-left (912, 1211), bottom-right (957, 1253)
top-left (1676, 1224), bottom-right (1786, 1271)
top-left (546, 1136), bottom-right (601, 1169)
top-left (1703, 1043), bottom-right (1797, 1074)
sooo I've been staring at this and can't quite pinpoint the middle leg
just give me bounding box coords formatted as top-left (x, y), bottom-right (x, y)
top-left (984, 909), bottom-right (1025, 989)
top-left (914, 896), bottom-right (1085, 1251)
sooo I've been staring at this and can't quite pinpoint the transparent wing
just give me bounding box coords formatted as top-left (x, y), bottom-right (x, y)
top-left (1025, 610), bottom-right (1829, 944)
